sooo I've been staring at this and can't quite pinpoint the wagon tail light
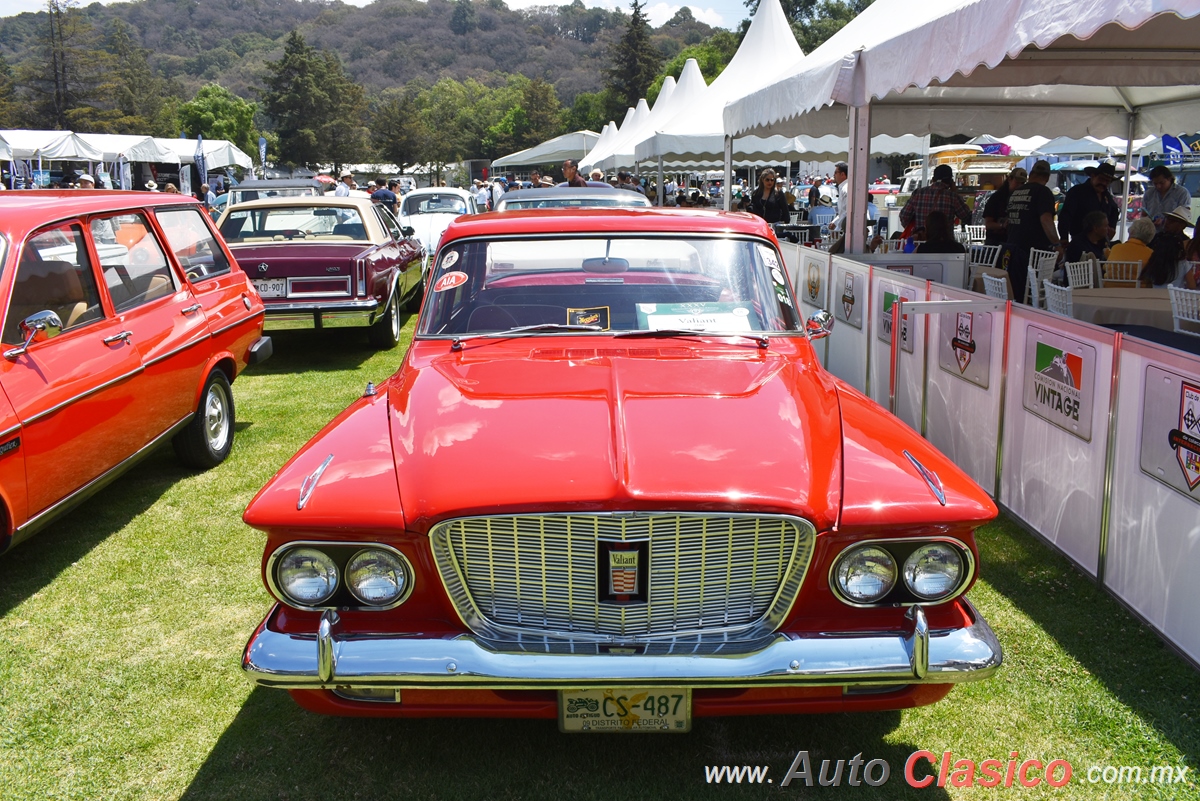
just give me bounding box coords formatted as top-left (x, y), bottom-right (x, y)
top-left (356, 257), bottom-right (366, 296)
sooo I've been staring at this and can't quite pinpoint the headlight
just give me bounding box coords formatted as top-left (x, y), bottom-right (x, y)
top-left (834, 545), bottom-right (897, 603)
top-left (277, 547), bottom-right (339, 606)
top-left (346, 548), bottom-right (411, 606)
top-left (903, 543), bottom-right (964, 600)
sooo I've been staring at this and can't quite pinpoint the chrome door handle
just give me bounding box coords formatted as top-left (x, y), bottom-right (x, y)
top-left (182, 304), bottom-right (202, 314)
top-left (103, 331), bottom-right (133, 345)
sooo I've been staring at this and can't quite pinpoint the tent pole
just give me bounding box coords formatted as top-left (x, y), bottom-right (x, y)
top-left (657, 156), bottom-right (664, 207)
top-left (1120, 112), bottom-right (1136, 241)
top-left (723, 136), bottom-right (733, 211)
top-left (848, 104), bottom-right (871, 254)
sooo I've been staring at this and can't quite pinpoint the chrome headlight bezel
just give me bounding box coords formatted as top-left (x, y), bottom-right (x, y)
top-left (345, 547), bottom-right (414, 608)
top-left (274, 546), bottom-right (340, 607)
top-left (829, 537), bottom-right (975, 607)
top-left (832, 545), bottom-right (898, 604)
top-left (267, 541), bottom-right (415, 611)
top-left (903, 543), bottom-right (966, 601)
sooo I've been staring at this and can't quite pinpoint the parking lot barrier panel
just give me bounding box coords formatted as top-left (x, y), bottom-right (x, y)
top-left (1103, 336), bottom-right (1200, 666)
top-left (870, 269), bottom-right (929, 431)
top-left (825, 256), bottom-right (872, 393)
top-left (998, 306), bottom-right (1118, 578)
top-left (791, 245), bottom-right (833, 367)
top-left (863, 252), bottom-right (969, 290)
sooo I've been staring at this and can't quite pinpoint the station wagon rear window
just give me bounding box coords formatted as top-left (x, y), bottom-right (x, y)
top-left (219, 206), bottom-right (369, 243)
top-left (418, 236), bottom-right (802, 337)
top-left (402, 194), bottom-right (469, 216)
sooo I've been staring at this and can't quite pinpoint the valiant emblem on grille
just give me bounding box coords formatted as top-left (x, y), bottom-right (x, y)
top-left (597, 540), bottom-right (649, 605)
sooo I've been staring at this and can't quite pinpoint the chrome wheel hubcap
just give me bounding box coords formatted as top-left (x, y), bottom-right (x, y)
top-left (205, 384), bottom-right (231, 452)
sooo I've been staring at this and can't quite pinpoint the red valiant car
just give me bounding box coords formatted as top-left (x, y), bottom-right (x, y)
top-left (0, 191), bottom-right (270, 555)
top-left (242, 208), bottom-right (1001, 730)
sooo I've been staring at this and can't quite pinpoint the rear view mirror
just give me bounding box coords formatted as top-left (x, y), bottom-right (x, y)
top-left (5, 309), bottom-right (64, 360)
top-left (805, 309), bottom-right (834, 340)
top-left (313, 208), bottom-right (338, 217)
top-left (582, 257), bottom-right (629, 273)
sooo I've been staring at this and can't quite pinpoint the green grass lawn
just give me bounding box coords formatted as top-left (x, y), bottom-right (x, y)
top-left (0, 316), bottom-right (1196, 800)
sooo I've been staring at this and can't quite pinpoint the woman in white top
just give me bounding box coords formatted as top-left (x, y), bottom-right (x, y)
top-left (1139, 235), bottom-right (1198, 288)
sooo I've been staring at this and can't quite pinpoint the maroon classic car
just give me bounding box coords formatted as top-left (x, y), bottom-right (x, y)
top-left (241, 208), bottom-right (1001, 730)
top-left (217, 197), bottom-right (424, 348)
top-left (0, 191), bottom-right (269, 555)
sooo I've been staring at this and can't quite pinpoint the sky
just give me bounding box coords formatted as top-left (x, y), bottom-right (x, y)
top-left (2, 0), bottom-right (750, 29)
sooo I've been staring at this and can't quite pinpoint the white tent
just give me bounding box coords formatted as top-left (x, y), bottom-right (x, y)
top-left (724, 0), bottom-right (1200, 249)
top-left (0, 133), bottom-right (9, 162)
top-left (580, 99), bottom-right (651, 172)
top-left (154, 137), bottom-right (254, 170)
top-left (491, 130), bottom-right (602, 168)
top-left (0, 130), bottom-right (105, 161)
top-left (75, 134), bottom-right (180, 164)
top-left (599, 75), bottom-right (681, 172)
top-left (966, 134), bottom-right (1049, 156)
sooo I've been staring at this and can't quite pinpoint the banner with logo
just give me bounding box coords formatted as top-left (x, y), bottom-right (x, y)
top-left (937, 308), bottom-right (992, 389)
top-left (791, 246), bottom-right (830, 366)
top-left (825, 255), bottom-right (872, 393)
top-left (1139, 365), bottom-right (1200, 501)
top-left (1021, 325), bottom-right (1097, 441)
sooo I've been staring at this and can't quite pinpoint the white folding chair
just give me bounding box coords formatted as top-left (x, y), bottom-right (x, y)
top-left (1024, 248), bottom-right (1058, 308)
top-left (983, 273), bottom-right (1009, 299)
top-left (966, 225), bottom-right (986, 243)
top-left (1169, 286), bottom-right (1200, 337)
top-left (955, 230), bottom-right (972, 245)
top-left (1064, 259), bottom-right (1096, 289)
top-left (789, 212), bottom-right (801, 225)
top-left (1101, 260), bottom-right (1141, 288)
top-left (1043, 280), bottom-right (1073, 316)
top-left (967, 244), bottom-right (1002, 290)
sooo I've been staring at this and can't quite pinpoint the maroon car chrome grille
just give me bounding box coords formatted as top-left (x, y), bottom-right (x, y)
top-left (429, 513), bottom-right (816, 641)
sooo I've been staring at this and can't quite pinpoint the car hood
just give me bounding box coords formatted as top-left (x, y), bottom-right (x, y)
top-left (388, 339), bottom-right (843, 532)
top-left (399, 213), bottom-right (456, 254)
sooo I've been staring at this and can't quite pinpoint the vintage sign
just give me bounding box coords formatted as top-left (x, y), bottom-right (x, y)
top-left (835, 267), bottom-right (863, 330)
top-left (1139, 366), bottom-right (1200, 501)
top-left (876, 282), bottom-right (917, 353)
top-left (799, 251), bottom-right (826, 308)
top-left (937, 310), bottom-right (992, 389)
top-left (1021, 326), bottom-right (1096, 441)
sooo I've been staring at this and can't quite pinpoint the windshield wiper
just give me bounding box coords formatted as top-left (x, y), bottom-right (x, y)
top-left (613, 328), bottom-right (769, 349)
top-left (451, 323), bottom-right (602, 350)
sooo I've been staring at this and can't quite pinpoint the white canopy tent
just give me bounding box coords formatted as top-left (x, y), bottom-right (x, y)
top-left (599, 75), bottom-right (684, 173)
top-left (491, 130), bottom-right (602, 168)
top-left (0, 129), bottom-right (105, 162)
top-left (724, 0), bottom-right (1200, 249)
top-left (75, 134), bottom-right (180, 164)
top-left (0, 134), bottom-right (9, 162)
top-left (966, 133), bottom-right (1049, 156)
top-left (580, 99), bottom-right (651, 172)
top-left (154, 137), bottom-right (254, 170)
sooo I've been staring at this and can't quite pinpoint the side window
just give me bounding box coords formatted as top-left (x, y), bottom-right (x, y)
top-left (376, 205), bottom-right (402, 240)
top-left (3, 224), bottom-right (105, 345)
top-left (155, 207), bottom-right (232, 282)
top-left (91, 213), bottom-right (177, 312)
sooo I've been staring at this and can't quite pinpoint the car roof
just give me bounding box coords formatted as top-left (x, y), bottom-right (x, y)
top-left (222, 196), bottom-right (375, 211)
top-left (0, 191), bottom-right (205, 236)
top-left (404, 187), bottom-right (476, 200)
top-left (231, 179), bottom-right (324, 190)
top-left (443, 207), bottom-right (773, 240)
top-left (500, 187), bottom-right (625, 201)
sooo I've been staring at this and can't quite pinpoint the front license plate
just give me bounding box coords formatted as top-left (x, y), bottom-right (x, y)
top-left (559, 688), bottom-right (691, 733)
top-left (252, 278), bottom-right (287, 298)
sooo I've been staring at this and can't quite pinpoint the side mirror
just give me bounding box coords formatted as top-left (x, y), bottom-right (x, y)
top-left (5, 309), bottom-right (64, 360)
top-left (400, 226), bottom-right (415, 238)
top-left (805, 309), bottom-right (834, 341)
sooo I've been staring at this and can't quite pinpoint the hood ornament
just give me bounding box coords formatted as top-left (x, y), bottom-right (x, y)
top-left (297, 454), bottom-right (334, 510)
top-left (903, 450), bottom-right (946, 506)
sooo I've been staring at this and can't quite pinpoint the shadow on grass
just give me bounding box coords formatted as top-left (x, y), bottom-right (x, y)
top-left (181, 689), bottom-right (948, 801)
top-left (246, 318), bottom-right (416, 377)
top-left (978, 516), bottom-right (1199, 762)
top-left (0, 449), bottom-right (187, 618)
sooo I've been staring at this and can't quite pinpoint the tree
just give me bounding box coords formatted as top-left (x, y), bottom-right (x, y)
top-left (371, 86), bottom-right (428, 170)
top-left (646, 30), bottom-right (739, 103)
top-left (563, 88), bottom-right (614, 134)
top-left (107, 19), bottom-right (180, 136)
top-left (18, 0), bottom-right (115, 130)
top-left (604, 0), bottom-right (660, 116)
top-left (521, 78), bottom-right (563, 143)
top-left (449, 0), bottom-right (476, 35)
top-left (0, 55), bottom-right (17, 129)
top-left (179, 84), bottom-right (258, 154)
top-left (259, 30), bottom-right (369, 169)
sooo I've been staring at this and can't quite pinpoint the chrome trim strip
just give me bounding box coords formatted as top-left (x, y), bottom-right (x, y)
top-left (0, 423), bottom-right (21, 440)
top-left (902, 450), bottom-right (946, 506)
top-left (241, 599), bottom-right (1001, 689)
top-left (428, 512), bottom-right (817, 644)
top-left (265, 541), bottom-right (415, 612)
top-left (11, 414), bottom-right (193, 546)
top-left (318, 610), bottom-right (339, 683)
top-left (297, 454), bottom-right (334, 510)
top-left (144, 334), bottom-right (213, 368)
top-left (263, 300), bottom-right (379, 314)
top-left (1097, 331), bottom-right (1123, 585)
top-left (828, 537), bottom-right (976, 608)
top-left (211, 309), bottom-right (265, 338)
top-left (24, 365), bottom-right (145, 425)
top-left (993, 300), bottom-right (1012, 499)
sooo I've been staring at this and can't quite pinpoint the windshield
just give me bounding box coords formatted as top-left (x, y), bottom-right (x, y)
top-left (418, 235), bottom-right (802, 337)
top-left (499, 195), bottom-right (649, 211)
top-left (219, 206), bottom-right (368, 243)
top-left (402, 194), bottom-right (469, 216)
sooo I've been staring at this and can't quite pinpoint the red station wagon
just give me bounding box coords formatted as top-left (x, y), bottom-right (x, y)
top-left (0, 191), bottom-right (270, 555)
top-left (242, 209), bottom-right (1000, 730)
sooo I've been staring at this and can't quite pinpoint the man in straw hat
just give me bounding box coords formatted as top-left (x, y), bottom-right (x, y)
top-left (1058, 161), bottom-right (1119, 247)
top-left (335, 169), bottom-right (354, 197)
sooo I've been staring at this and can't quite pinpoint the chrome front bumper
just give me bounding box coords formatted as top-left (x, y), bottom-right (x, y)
top-left (242, 603), bottom-right (1002, 690)
top-left (263, 299), bottom-right (380, 330)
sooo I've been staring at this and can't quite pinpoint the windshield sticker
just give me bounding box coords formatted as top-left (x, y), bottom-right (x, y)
top-left (772, 268), bottom-right (787, 286)
top-left (440, 250), bottom-right (459, 269)
top-left (433, 271), bottom-right (468, 292)
top-left (636, 302), bottom-right (754, 332)
top-left (568, 306), bottom-right (611, 330)
top-left (758, 245), bottom-right (780, 271)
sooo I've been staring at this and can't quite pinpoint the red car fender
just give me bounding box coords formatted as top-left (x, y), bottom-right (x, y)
top-left (190, 351), bottom-right (239, 409)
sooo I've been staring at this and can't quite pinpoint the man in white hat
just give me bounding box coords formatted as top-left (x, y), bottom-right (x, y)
top-left (335, 170), bottom-right (353, 197)
top-left (589, 168), bottom-right (604, 182)
top-left (145, 180), bottom-right (159, 192)
top-left (77, 174), bottom-right (95, 189)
